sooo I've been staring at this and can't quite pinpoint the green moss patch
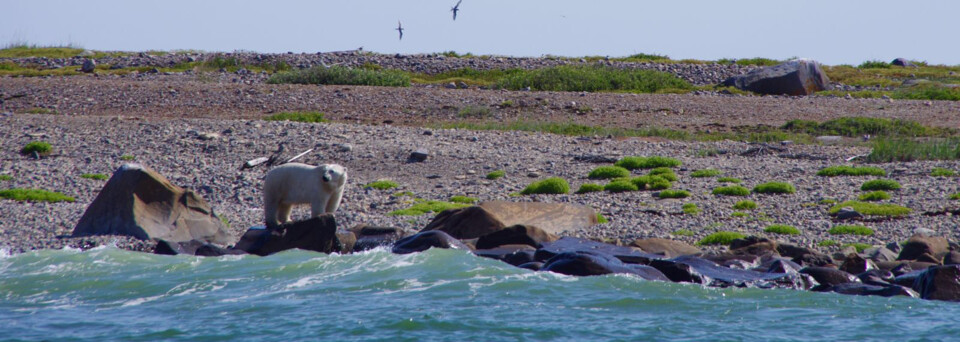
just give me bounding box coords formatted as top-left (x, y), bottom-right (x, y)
top-left (829, 200), bottom-right (911, 216)
top-left (604, 180), bottom-right (639, 193)
top-left (615, 156), bottom-right (682, 170)
top-left (682, 203), bottom-right (701, 215)
top-left (521, 177), bottom-right (570, 195)
top-left (486, 170), bottom-right (505, 180)
top-left (698, 231), bottom-right (746, 246)
top-left (764, 224), bottom-right (800, 235)
top-left (713, 186), bottom-right (750, 196)
top-left (596, 213), bottom-right (609, 224)
top-left (949, 193), bottom-right (960, 200)
top-left (388, 200), bottom-right (470, 216)
top-left (263, 111), bottom-right (327, 123)
top-left (0, 188), bottom-right (75, 203)
top-left (731, 211), bottom-right (749, 218)
top-left (365, 180), bottom-right (399, 190)
top-left (648, 167), bottom-right (678, 182)
top-left (829, 225), bottom-right (875, 236)
top-left (691, 169), bottom-right (722, 178)
top-left (860, 179), bottom-right (901, 191)
top-left (21, 141), bottom-right (52, 155)
top-left (845, 243), bottom-right (873, 253)
top-left (120, 155), bottom-right (135, 161)
top-left (818, 240), bottom-right (839, 247)
top-left (717, 177), bottom-right (742, 184)
top-left (588, 166), bottom-right (631, 179)
top-left (449, 195), bottom-right (478, 204)
top-left (931, 168), bottom-right (957, 177)
top-left (659, 189), bottom-right (690, 199)
top-left (858, 191), bottom-right (891, 202)
top-left (672, 229), bottom-right (695, 236)
top-left (732, 200), bottom-right (758, 210)
top-left (80, 173), bottom-right (108, 181)
top-left (576, 183), bottom-right (605, 194)
top-left (816, 166), bottom-right (886, 177)
top-left (752, 182), bottom-right (796, 194)
top-left (0, 174), bottom-right (12, 181)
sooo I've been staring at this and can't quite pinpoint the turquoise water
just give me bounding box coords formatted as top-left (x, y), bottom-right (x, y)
top-left (1, 247), bottom-right (956, 342)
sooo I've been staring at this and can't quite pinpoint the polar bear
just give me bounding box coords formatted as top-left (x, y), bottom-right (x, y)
top-left (263, 163), bottom-right (348, 227)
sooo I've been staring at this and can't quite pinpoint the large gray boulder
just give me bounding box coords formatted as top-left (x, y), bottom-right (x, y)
top-left (72, 163), bottom-right (233, 245)
top-left (421, 200), bottom-right (599, 239)
top-left (722, 59), bottom-right (830, 95)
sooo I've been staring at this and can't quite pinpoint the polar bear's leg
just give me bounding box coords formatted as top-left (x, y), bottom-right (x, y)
top-left (311, 192), bottom-right (332, 217)
top-left (277, 203), bottom-right (293, 224)
top-left (264, 192), bottom-right (280, 227)
top-left (325, 187), bottom-right (344, 213)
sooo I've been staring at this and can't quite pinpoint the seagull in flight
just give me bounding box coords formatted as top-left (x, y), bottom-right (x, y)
top-left (451, 0), bottom-right (462, 20)
top-left (396, 21), bottom-right (404, 40)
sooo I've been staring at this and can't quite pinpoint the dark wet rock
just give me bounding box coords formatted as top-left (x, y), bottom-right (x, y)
top-left (800, 267), bottom-right (860, 291)
top-left (762, 258), bottom-right (804, 274)
top-left (392, 230), bottom-right (469, 254)
top-left (729, 236), bottom-right (778, 256)
top-left (721, 59), bottom-right (830, 96)
top-left (154, 239), bottom-right (246, 256)
top-left (650, 255), bottom-right (813, 289)
top-left (898, 234), bottom-right (949, 261)
top-left (233, 215), bottom-right (341, 256)
top-left (777, 243), bottom-right (832, 266)
top-left (893, 270), bottom-right (926, 288)
top-left (81, 59), bottom-right (96, 73)
top-left (542, 251), bottom-right (668, 280)
top-left (914, 265), bottom-right (960, 301)
top-left (475, 224), bottom-right (558, 249)
top-left (834, 207), bottom-right (863, 220)
top-left (474, 244), bottom-right (537, 266)
top-left (840, 254), bottom-right (878, 275)
top-left (72, 163), bottom-right (232, 245)
top-left (336, 232), bottom-right (356, 254)
top-left (351, 225), bottom-right (408, 252)
top-left (826, 283), bottom-right (919, 298)
top-left (408, 149), bottom-right (429, 162)
top-left (857, 269), bottom-right (896, 286)
top-left (534, 237), bottom-right (662, 264)
top-left (943, 251), bottom-right (960, 265)
top-left (422, 201), bottom-right (598, 239)
top-left (518, 261), bottom-right (544, 271)
top-left (629, 238), bottom-right (701, 257)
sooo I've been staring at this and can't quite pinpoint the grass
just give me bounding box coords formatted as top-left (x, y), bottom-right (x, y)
top-left (388, 200), bottom-right (470, 216)
top-left (0, 44), bottom-right (86, 58)
top-left (596, 213), bottom-right (609, 224)
top-left (672, 229), bottom-right (695, 236)
top-left (733, 200), bottom-right (758, 210)
top-left (950, 193), bottom-right (960, 200)
top-left (267, 66), bottom-right (411, 87)
top-left (120, 155), bottom-right (135, 161)
top-left (829, 225), bottom-right (875, 236)
top-left (615, 156), bottom-right (682, 170)
top-left (824, 63), bottom-right (960, 89)
top-left (712, 186), bottom-right (750, 196)
top-left (494, 65), bottom-right (693, 93)
top-left (858, 191), bottom-right (891, 201)
top-left (752, 182), bottom-right (796, 194)
top-left (697, 231), bottom-right (746, 246)
top-left (865, 138), bottom-right (960, 162)
top-left (630, 175), bottom-right (671, 190)
top-left (365, 180), bottom-right (399, 190)
top-left (449, 195), bottom-right (478, 204)
top-left (486, 170), bottom-right (505, 180)
top-left (0, 175), bottom-right (12, 181)
top-left (604, 180), bottom-right (639, 193)
top-left (764, 224), bottom-right (801, 235)
top-left (816, 166), bottom-right (886, 177)
top-left (0, 188), bottom-right (75, 203)
top-left (80, 173), bottom-right (108, 181)
top-left (520, 177), bottom-right (570, 195)
top-left (860, 179), bottom-right (901, 191)
top-left (781, 117), bottom-right (952, 138)
top-left (218, 214), bottom-right (230, 228)
top-left (263, 111), bottom-right (327, 123)
top-left (588, 166), bottom-right (631, 179)
top-left (818, 240), bottom-right (839, 247)
top-left (458, 105), bottom-right (493, 118)
top-left (682, 203), bottom-right (701, 215)
top-left (931, 168), bottom-right (957, 177)
top-left (576, 183), bottom-right (605, 194)
top-left (659, 189), bottom-right (690, 199)
top-left (895, 84), bottom-right (960, 101)
top-left (690, 169), bottom-right (722, 178)
top-left (648, 168), bottom-right (678, 182)
top-left (731, 211), bottom-right (750, 218)
top-left (21, 141), bottom-right (52, 155)
top-left (829, 201), bottom-right (911, 216)
top-left (717, 177), bottom-right (742, 184)
top-left (845, 243), bottom-right (873, 253)
top-left (858, 60), bottom-right (891, 69)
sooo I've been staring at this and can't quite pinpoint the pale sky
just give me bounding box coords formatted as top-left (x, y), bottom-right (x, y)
top-left (3, 0), bottom-right (959, 65)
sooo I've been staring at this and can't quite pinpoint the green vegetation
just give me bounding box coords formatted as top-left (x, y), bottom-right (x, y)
top-left (858, 191), bottom-right (891, 202)
top-left (575, 183), bottom-right (605, 194)
top-left (0, 188), bottom-right (75, 203)
top-left (494, 65), bottom-right (693, 93)
top-left (365, 180), bottom-right (399, 190)
top-left (588, 166), bottom-right (631, 179)
top-left (829, 201), bottom-right (911, 216)
top-left (896, 84), bottom-right (960, 101)
top-left (263, 111), bottom-right (327, 123)
top-left (717, 177), bottom-right (742, 184)
top-left (816, 166), bottom-right (886, 177)
top-left (752, 182), bottom-right (796, 194)
top-left (858, 60), bottom-right (890, 69)
top-left (819, 199), bottom-right (838, 205)
top-left (698, 231), bottom-right (747, 246)
top-left (615, 156), bottom-right (682, 170)
top-left (845, 243), bottom-right (873, 253)
top-left (733, 200), bottom-right (758, 210)
top-left (713, 186), bottom-right (750, 196)
top-left (80, 173), bottom-right (108, 181)
top-left (596, 213), bottom-right (608, 224)
top-left (604, 180), bottom-right (639, 193)
top-left (931, 167), bottom-right (957, 177)
top-left (20, 141), bottom-right (52, 155)
top-left (648, 167), bottom-right (678, 182)
top-left (120, 155), bottom-right (135, 161)
top-left (672, 229), bottom-right (695, 236)
top-left (520, 177), bottom-right (570, 195)
top-left (218, 214), bottom-right (230, 228)
top-left (0, 44), bottom-right (87, 58)
top-left (388, 200), bottom-right (470, 216)
top-left (950, 193), bottom-right (960, 200)
top-left (633, 175), bottom-right (672, 190)
top-left (267, 65), bottom-right (411, 87)
top-left (682, 203), bottom-right (701, 215)
top-left (865, 138), bottom-right (960, 162)
top-left (824, 63), bottom-right (960, 90)
top-left (818, 240), bottom-right (840, 247)
top-left (486, 170), bottom-right (505, 180)
top-left (691, 169), bottom-right (722, 178)
top-left (0, 174), bottom-right (12, 181)
top-left (764, 224), bottom-right (801, 235)
top-left (658, 189), bottom-right (690, 199)
top-left (449, 195), bottom-right (478, 204)
top-left (829, 225), bottom-right (875, 236)
top-left (781, 117), bottom-right (952, 138)
top-left (860, 179), bottom-right (901, 191)
top-left (731, 211), bottom-right (750, 218)
top-left (25, 107), bottom-right (57, 115)
top-left (392, 191), bottom-right (415, 197)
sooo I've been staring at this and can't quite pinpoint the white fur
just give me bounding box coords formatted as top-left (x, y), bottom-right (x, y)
top-left (262, 163), bottom-right (347, 227)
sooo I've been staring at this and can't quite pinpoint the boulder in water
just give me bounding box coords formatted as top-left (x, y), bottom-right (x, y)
top-left (233, 215), bottom-right (341, 256)
top-left (392, 230), bottom-right (469, 254)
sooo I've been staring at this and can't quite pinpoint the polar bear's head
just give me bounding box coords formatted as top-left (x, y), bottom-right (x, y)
top-left (320, 163), bottom-right (348, 188)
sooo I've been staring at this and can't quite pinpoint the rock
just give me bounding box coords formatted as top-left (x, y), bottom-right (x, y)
top-left (445, 82), bottom-right (457, 89)
top-left (72, 163), bottom-right (232, 244)
top-left (391, 230), bottom-right (469, 254)
top-left (351, 225), bottom-right (408, 252)
top-left (943, 251), bottom-right (960, 265)
top-left (777, 243), bottom-right (832, 266)
top-left (826, 283), bottom-right (919, 298)
top-left (897, 234), bottom-right (949, 261)
top-left (839, 254), bottom-right (877, 275)
top-left (857, 269), bottom-right (896, 286)
top-left (863, 247), bottom-right (898, 263)
top-left (729, 236), bottom-right (778, 256)
top-left (800, 267), bottom-right (860, 291)
top-left (474, 244), bottom-right (537, 266)
top-left (475, 224), bottom-right (558, 249)
top-left (81, 59), bottom-right (96, 73)
top-left (421, 201), bottom-right (599, 239)
top-left (154, 239), bottom-right (246, 256)
top-left (336, 232), bottom-right (356, 253)
top-left (721, 59), bottom-right (830, 96)
top-left (233, 215), bottom-right (341, 256)
top-left (518, 261), bottom-right (543, 271)
top-left (408, 149), bottom-right (429, 162)
top-left (891, 58), bottom-right (916, 67)
top-left (629, 238), bottom-right (701, 257)
top-left (914, 265), bottom-right (960, 301)
top-left (649, 255), bottom-right (813, 289)
top-left (541, 251), bottom-right (668, 280)
top-left (833, 206), bottom-right (863, 220)
top-left (762, 258), bottom-right (804, 274)
top-left (535, 237), bottom-right (662, 264)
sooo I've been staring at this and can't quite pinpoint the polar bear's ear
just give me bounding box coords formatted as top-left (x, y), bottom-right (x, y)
top-left (322, 166), bottom-right (333, 182)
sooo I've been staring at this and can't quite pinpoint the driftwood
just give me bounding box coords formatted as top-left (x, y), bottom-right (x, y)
top-left (240, 143), bottom-right (314, 170)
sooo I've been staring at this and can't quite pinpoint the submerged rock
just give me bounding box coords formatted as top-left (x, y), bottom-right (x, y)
top-left (392, 230), bottom-right (469, 254)
top-left (541, 250), bottom-right (668, 281)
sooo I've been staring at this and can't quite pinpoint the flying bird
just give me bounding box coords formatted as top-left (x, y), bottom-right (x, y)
top-left (396, 21), bottom-right (404, 40)
top-left (451, 0), bottom-right (462, 20)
